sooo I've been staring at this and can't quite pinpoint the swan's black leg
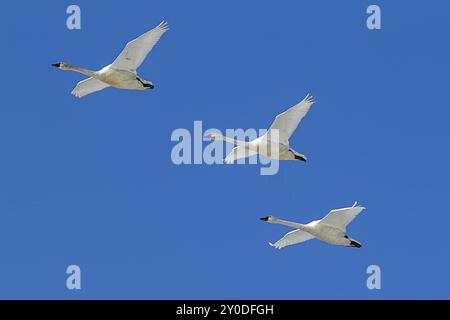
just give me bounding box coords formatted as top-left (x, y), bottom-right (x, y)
top-left (350, 240), bottom-right (362, 248)
top-left (136, 77), bottom-right (154, 89)
top-left (289, 150), bottom-right (307, 162)
top-left (294, 154), bottom-right (307, 162)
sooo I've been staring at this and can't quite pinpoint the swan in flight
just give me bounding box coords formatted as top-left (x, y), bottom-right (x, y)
top-left (261, 202), bottom-right (365, 249)
top-left (52, 21), bottom-right (169, 98)
top-left (204, 94), bottom-right (314, 164)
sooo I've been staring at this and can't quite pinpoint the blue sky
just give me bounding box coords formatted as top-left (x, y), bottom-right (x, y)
top-left (0, 0), bottom-right (449, 299)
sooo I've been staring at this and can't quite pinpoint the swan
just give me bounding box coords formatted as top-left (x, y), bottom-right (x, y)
top-left (204, 94), bottom-right (314, 164)
top-left (52, 21), bottom-right (169, 98)
top-left (260, 202), bottom-right (365, 249)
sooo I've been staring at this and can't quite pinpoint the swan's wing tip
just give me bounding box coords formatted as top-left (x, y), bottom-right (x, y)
top-left (303, 93), bottom-right (315, 105)
top-left (223, 156), bottom-right (233, 164)
top-left (352, 201), bottom-right (366, 209)
top-left (70, 92), bottom-right (83, 98)
top-left (157, 20), bottom-right (170, 31)
top-left (269, 242), bottom-right (282, 249)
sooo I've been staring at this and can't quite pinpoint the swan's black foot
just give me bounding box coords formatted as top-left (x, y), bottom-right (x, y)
top-left (350, 240), bottom-right (362, 248)
top-left (289, 149), bottom-right (307, 162)
top-left (136, 77), bottom-right (155, 89)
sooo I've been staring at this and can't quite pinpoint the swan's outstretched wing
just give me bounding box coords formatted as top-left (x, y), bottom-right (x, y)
top-left (71, 77), bottom-right (110, 98)
top-left (112, 21), bottom-right (169, 71)
top-left (266, 94), bottom-right (315, 144)
top-left (319, 202), bottom-right (365, 231)
top-left (269, 229), bottom-right (315, 249)
top-left (224, 146), bottom-right (258, 164)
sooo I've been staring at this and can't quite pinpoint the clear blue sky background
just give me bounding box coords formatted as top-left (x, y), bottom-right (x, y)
top-left (0, 0), bottom-right (449, 299)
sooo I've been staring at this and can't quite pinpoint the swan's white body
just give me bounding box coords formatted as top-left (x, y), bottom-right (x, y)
top-left (52, 21), bottom-right (169, 98)
top-left (205, 94), bottom-right (314, 163)
top-left (261, 202), bottom-right (365, 249)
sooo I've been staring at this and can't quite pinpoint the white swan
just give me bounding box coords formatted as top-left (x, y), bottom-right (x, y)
top-left (52, 21), bottom-right (169, 98)
top-left (261, 202), bottom-right (365, 249)
top-left (204, 94), bottom-right (314, 164)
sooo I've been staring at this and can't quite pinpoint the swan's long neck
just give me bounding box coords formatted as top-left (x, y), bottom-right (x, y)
top-left (215, 134), bottom-right (247, 147)
top-left (271, 218), bottom-right (307, 231)
top-left (63, 64), bottom-right (96, 77)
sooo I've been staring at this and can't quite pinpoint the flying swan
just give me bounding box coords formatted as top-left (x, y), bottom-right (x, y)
top-left (52, 21), bottom-right (169, 98)
top-left (205, 94), bottom-right (315, 164)
top-left (261, 202), bottom-right (365, 249)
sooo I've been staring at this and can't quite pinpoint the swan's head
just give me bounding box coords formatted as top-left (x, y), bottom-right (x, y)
top-left (204, 133), bottom-right (221, 141)
top-left (260, 216), bottom-right (275, 222)
top-left (51, 62), bottom-right (70, 70)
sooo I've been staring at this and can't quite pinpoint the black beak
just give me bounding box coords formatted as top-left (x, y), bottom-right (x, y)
top-left (260, 216), bottom-right (270, 221)
top-left (52, 63), bottom-right (61, 67)
top-left (143, 83), bottom-right (154, 89)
